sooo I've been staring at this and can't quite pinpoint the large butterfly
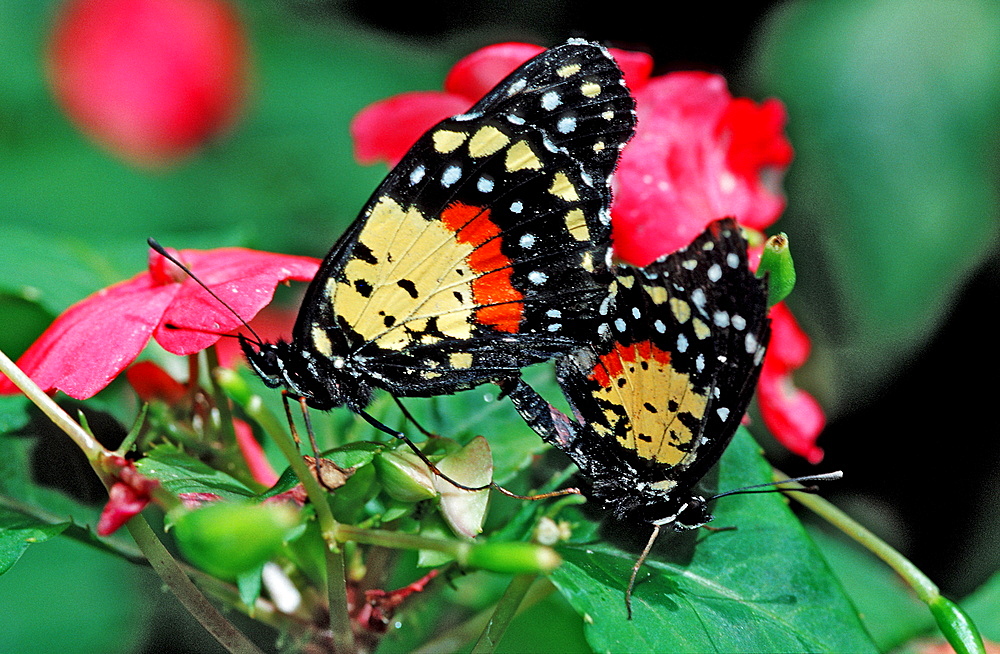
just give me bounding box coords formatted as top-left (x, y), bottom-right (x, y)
top-left (242, 40), bottom-right (636, 434)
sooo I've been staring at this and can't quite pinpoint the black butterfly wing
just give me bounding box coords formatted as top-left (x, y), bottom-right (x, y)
top-left (556, 218), bottom-right (771, 493)
top-left (294, 40), bottom-right (636, 398)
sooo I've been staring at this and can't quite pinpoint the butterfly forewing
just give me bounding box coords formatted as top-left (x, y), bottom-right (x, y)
top-left (295, 40), bottom-right (636, 398)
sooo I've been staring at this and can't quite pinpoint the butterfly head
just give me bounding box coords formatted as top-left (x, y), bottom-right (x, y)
top-left (240, 335), bottom-right (363, 411)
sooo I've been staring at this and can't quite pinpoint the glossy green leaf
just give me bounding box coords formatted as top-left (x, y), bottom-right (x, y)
top-left (136, 444), bottom-right (255, 500)
top-left (806, 523), bottom-right (930, 651)
top-left (0, 507), bottom-right (71, 575)
top-left (548, 429), bottom-right (876, 653)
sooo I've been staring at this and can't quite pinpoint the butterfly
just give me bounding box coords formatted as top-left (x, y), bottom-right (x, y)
top-left (501, 217), bottom-right (773, 613)
top-left (240, 40), bottom-right (636, 442)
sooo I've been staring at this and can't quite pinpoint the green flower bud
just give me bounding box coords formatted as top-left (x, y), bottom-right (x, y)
top-left (374, 449), bottom-right (438, 503)
top-left (463, 541), bottom-right (561, 575)
top-left (757, 232), bottom-right (796, 306)
top-left (172, 502), bottom-right (300, 580)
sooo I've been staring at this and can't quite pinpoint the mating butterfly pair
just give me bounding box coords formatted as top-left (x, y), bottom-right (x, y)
top-left (242, 39), bottom-right (772, 602)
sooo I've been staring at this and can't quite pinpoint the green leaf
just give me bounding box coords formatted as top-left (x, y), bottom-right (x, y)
top-left (806, 522), bottom-right (930, 650)
top-left (548, 429), bottom-right (876, 653)
top-left (0, 507), bottom-right (71, 575)
top-left (135, 444), bottom-right (255, 500)
top-left (962, 571), bottom-right (1000, 642)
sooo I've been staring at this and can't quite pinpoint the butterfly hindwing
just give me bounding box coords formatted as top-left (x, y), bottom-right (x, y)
top-left (293, 40), bottom-right (636, 400)
top-left (505, 218), bottom-right (771, 523)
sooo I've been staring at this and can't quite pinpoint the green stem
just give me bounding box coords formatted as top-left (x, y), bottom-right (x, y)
top-left (332, 523), bottom-right (471, 560)
top-left (237, 390), bottom-right (355, 653)
top-left (785, 472), bottom-right (985, 654)
top-left (127, 515), bottom-right (266, 654)
top-left (471, 574), bottom-right (537, 654)
top-left (0, 347), bottom-right (263, 654)
top-left (204, 347), bottom-right (238, 449)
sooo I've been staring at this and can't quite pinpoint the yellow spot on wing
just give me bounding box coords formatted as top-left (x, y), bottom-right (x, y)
top-left (311, 324), bottom-right (333, 357)
top-left (468, 125), bottom-right (510, 158)
top-left (616, 274), bottom-right (635, 289)
top-left (557, 63), bottom-right (581, 78)
top-left (643, 284), bottom-right (668, 305)
top-left (580, 81), bottom-right (601, 97)
top-left (670, 297), bottom-right (691, 324)
top-left (564, 209), bottom-right (590, 241)
top-left (449, 352), bottom-right (474, 369)
top-left (433, 129), bottom-right (468, 153)
top-left (549, 172), bottom-right (579, 201)
top-left (333, 196), bottom-right (477, 350)
top-left (505, 140), bottom-right (542, 172)
top-left (692, 318), bottom-right (711, 340)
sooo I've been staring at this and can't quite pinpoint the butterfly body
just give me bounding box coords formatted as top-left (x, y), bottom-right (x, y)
top-left (243, 40), bottom-right (637, 414)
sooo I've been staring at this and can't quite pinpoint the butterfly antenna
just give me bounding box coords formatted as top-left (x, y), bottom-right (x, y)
top-left (147, 238), bottom-right (266, 346)
top-left (708, 471), bottom-right (843, 501)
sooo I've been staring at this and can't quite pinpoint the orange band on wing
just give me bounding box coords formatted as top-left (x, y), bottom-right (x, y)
top-left (591, 340), bottom-right (672, 388)
top-left (442, 202), bottom-right (524, 333)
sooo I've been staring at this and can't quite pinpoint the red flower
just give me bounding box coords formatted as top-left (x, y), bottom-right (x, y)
top-left (97, 455), bottom-right (159, 535)
top-left (0, 247), bottom-right (319, 400)
top-left (757, 303), bottom-right (825, 464)
top-left (350, 41), bottom-right (823, 460)
top-left (47, 0), bottom-right (248, 167)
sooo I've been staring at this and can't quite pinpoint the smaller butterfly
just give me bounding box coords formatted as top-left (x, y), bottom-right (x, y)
top-left (502, 218), bottom-right (819, 615)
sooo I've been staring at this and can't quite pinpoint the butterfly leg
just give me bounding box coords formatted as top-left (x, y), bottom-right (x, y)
top-left (391, 396), bottom-right (439, 439)
top-left (357, 409), bottom-right (493, 492)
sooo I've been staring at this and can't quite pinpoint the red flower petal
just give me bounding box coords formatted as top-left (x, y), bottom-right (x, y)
top-left (0, 273), bottom-right (177, 399)
top-left (97, 481), bottom-right (152, 535)
top-left (153, 247), bottom-right (319, 355)
top-left (767, 301), bottom-right (812, 370)
top-left (444, 42), bottom-right (546, 100)
top-left (758, 361), bottom-right (825, 464)
top-left (126, 360), bottom-right (188, 404)
top-left (234, 418), bottom-right (278, 487)
top-left (611, 72), bottom-right (793, 266)
top-left (1, 247), bottom-right (319, 400)
top-left (47, 0), bottom-right (248, 167)
top-left (351, 42), bottom-right (654, 170)
top-left (351, 91), bottom-right (471, 167)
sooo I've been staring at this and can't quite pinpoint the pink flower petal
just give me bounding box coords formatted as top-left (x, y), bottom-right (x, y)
top-left (126, 360), bottom-right (188, 404)
top-left (234, 418), bottom-right (278, 487)
top-left (153, 247), bottom-right (319, 355)
top-left (0, 273), bottom-right (177, 399)
top-left (47, 0), bottom-right (248, 167)
top-left (1, 246), bottom-right (319, 400)
top-left (758, 362), bottom-right (825, 464)
top-left (351, 91), bottom-right (471, 167)
top-left (97, 481), bottom-right (152, 535)
top-left (767, 302), bottom-right (812, 370)
top-left (444, 43), bottom-right (545, 100)
top-left (611, 72), bottom-right (793, 266)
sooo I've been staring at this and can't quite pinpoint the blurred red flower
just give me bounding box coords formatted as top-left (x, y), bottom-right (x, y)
top-left (47, 0), bottom-right (249, 167)
top-left (350, 41), bottom-right (823, 460)
top-left (0, 247), bottom-right (319, 400)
